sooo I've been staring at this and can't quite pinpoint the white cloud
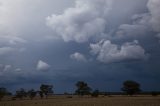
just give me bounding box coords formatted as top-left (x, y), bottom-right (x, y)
top-left (0, 47), bottom-right (15, 55)
top-left (0, 0), bottom-right (69, 44)
top-left (116, 24), bottom-right (149, 39)
top-left (128, 0), bottom-right (160, 41)
top-left (117, 0), bottom-right (160, 41)
top-left (0, 46), bottom-right (24, 55)
top-left (0, 63), bottom-right (25, 77)
top-left (0, 36), bottom-right (27, 56)
top-left (147, 0), bottom-right (160, 33)
top-left (0, 36), bottom-right (26, 45)
top-left (15, 68), bottom-right (22, 72)
top-left (115, 12), bottom-right (152, 40)
top-left (114, 0), bottom-right (159, 41)
top-left (131, 13), bottom-right (151, 26)
top-left (70, 52), bottom-right (87, 62)
top-left (36, 60), bottom-right (50, 71)
top-left (7, 36), bottom-right (26, 45)
top-left (3, 65), bottom-right (12, 71)
top-left (0, 0), bottom-right (28, 42)
top-left (46, 0), bottom-right (112, 43)
top-left (90, 40), bottom-right (148, 63)
top-left (0, 64), bottom-right (12, 72)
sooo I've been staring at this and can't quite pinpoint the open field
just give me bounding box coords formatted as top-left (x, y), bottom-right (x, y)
top-left (0, 96), bottom-right (160, 106)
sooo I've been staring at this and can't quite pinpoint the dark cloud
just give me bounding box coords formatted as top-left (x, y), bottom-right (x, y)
top-left (0, 0), bottom-right (160, 93)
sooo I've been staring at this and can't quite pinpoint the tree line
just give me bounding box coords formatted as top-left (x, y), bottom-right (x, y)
top-left (0, 80), bottom-right (159, 101)
top-left (0, 84), bottom-right (53, 100)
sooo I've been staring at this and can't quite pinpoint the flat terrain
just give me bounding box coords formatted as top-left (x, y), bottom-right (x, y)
top-left (0, 96), bottom-right (160, 106)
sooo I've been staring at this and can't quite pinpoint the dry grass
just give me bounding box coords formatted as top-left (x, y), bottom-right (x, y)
top-left (0, 96), bottom-right (160, 106)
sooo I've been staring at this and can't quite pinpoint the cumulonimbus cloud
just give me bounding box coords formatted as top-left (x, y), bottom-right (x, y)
top-left (46, 0), bottom-right (112, 43)
top-left (90, 40), bottom-right (148, 63)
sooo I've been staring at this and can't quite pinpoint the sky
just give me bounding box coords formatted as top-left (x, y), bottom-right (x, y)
top-left (0, 0), bottom-right (160, 93)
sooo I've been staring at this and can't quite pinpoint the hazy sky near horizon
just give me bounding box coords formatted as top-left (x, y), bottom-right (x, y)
top-left (0, 0), bottom-right (160, 93)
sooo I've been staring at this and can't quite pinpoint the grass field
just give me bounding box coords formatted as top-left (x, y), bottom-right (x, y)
top-left (0, 96), bottom-right (160, 106)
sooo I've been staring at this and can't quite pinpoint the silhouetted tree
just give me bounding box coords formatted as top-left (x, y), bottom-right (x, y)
top-left (122, 80), bottom-right (141, 96)
top-left (0, 87), bottom-right (7, 101)
top-left (15, 88), bottom-right (27, 100)
top-left (38, 91), bottom-right (44, 99)
top-left (28, 89), bottom-right (37, 100)
top-left (151, 91), bottom-right (159, 96)
top-left (40, 84), bottom-right (53, 98)
top-left (75, 81), bottom-right (92, 96)
top-left (91, 90), bottom-right (99, 97)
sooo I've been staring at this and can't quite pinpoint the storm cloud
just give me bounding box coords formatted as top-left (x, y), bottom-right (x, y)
top-left (46, 0), bottom-right (112, 43)
top-left (0, 0), bottom-right (160, 93)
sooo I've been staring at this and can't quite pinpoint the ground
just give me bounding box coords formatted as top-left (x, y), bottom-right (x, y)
top-left (0, 96), bottom-right (160, 106)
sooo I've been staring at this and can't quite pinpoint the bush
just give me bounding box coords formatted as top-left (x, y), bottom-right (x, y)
top-left (0, 88), bottom-right (7, 101)
top-left (151, 91), bottom-right (159, 96)
top-left (122, 80), bottom-right (141, 96)
top-left (91, 90), bottom-right (99, 97)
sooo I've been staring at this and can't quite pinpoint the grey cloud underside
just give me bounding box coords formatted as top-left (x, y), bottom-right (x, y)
top-left (0, 0), bottom-right (160, 92)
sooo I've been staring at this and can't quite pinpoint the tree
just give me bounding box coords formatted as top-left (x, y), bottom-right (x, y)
top-left (38, 91), bottom-right (44, 99)
top-left (75, 81), bottom-right (92, 96)
top-left (28, 89), bottom-right (37, 100)
top-left (91, 90), bottom-right (99, 97)
top-left (0, 88), bottom-right (7, 101)
top-left (121, 80), bottom-right (141, 96)
top-left (151, 91), bottom-right (159, 96)
top-left (15, 88), bottom-right (27, 100)
top-left (40, 84), bottom-right (53, 98)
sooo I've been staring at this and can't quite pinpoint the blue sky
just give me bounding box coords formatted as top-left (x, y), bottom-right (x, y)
top-left (0, 0), bottom-right (160, 93)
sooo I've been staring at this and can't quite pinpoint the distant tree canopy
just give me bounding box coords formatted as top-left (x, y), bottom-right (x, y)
top-left (91, 89), bottom-right (100, 97)
top-left (151, 91), bottom-right (159, 96)
top-left (40, 84), bottom-right (53, 98)
top-left (2, 80), bottom-right (160, 101)
top-left (75, 81), bottom-right (92, 96)
top-left (122, 80), bottom-right (141, 95)
top-left (15, 88), bottom-right (27, 99)
top-left (0, 87), bottom-right (8, 101)
top-left (28, 89), bottom-right (37, 100)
